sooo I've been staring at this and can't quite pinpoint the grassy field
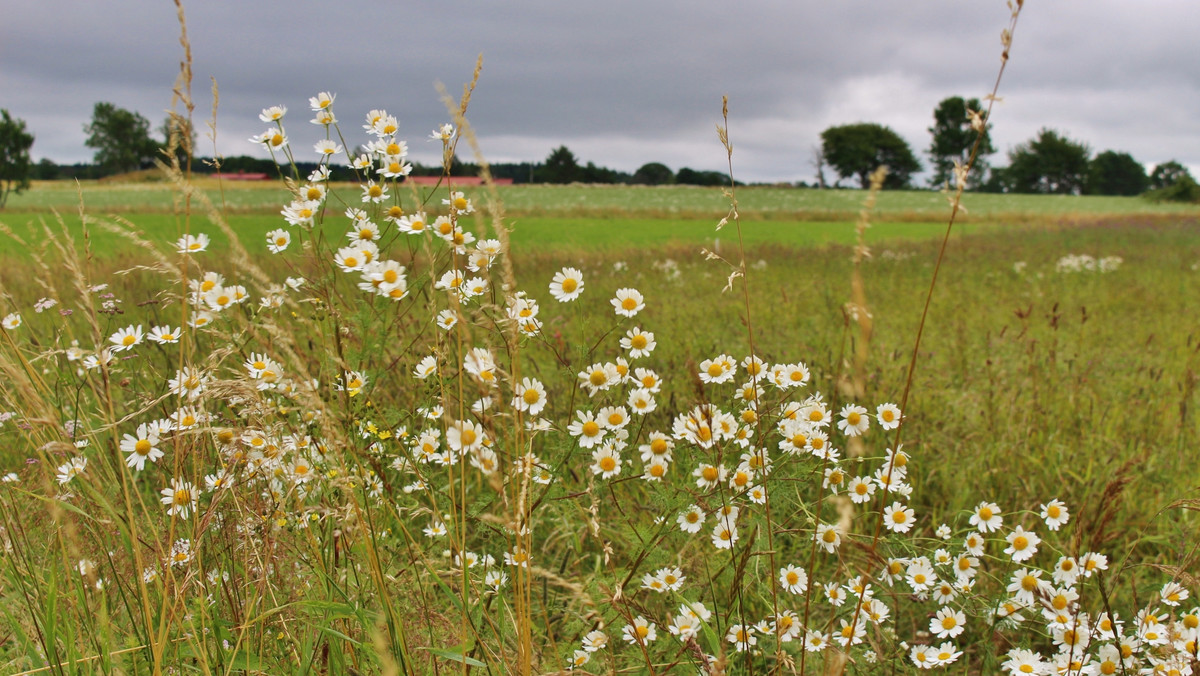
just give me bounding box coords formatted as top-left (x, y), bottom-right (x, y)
top-left (7, 178), bottom-right (1200, 219)
top-left (1, 178), bottom-right (1198, 674)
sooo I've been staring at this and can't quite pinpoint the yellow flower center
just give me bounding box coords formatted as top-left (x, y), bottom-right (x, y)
top-left (1012, 536), bottom-right (1029, 550)
top-left (822, 529), bottom-right (837, 543)
top-left (454, 196), bottom-right (468, 210)
top-left (135, 439), bottom-right (152, 455)
top-left (941, 616), bottom-right (956, 630)
top-left (522, 389), bottom-right (540, 405)
top-left (631, 335), bottom-right (647, 349)
top-left (581, 421), bottom-right (600, 437)
top-left (702, 466), bottom-right (719, 482)
top-left (460, 429), bottom-right (477, 446)
top-left (786, 572), bottom-right (799, 585)
top-left (847, 412), bottom-right (861, 425)
top-left (1047, 504), bottom-right (1061, 518)
top-left (649, 464), bottom-right (664, 477)
top-left (589, 370), bottom-right (606, 387)
top-left (978, 507), bottom-right (993, 521)
top-left (1021, 575), bottom-right (1038, 591)
top-left (892, 510), bottom-right (907, 523)
top-left (881, 409), bottom-right (895, 422)
top-left (650, 438), bottom-right (668, 454)
top-left (621, 297), bottom-right (638, 310)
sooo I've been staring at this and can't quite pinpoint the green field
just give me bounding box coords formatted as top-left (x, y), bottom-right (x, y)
top-left (7, 179), bottom-right (1200, 219)
top-left (1, 179), bottom-right (1198, 674)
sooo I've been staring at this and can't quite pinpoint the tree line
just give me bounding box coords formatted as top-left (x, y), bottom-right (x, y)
top-left (816, 96), bottom-right (1198, 201)
top-left (1, 98), bottom-right (1198, 207)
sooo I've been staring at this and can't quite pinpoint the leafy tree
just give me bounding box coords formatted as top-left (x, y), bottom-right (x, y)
top-left (0, 109), bottom-right (35, 208)
top-left (631, 162), bottom-right (673, 185)
top-left (1002, 128), bottom-right (1091, 194)
top-left (1085, 150), bottom-right (1148, 196)
top-left (33, 157), bottom-right (59, 181)
top-left (1145, 161), bottom-right (1200, 203)
top-left (819, 123), bottom-right (921, 189)
top-left (676, 167), bottom-right (727, 187)
top-left (927, 96), bottom-right (995, 189)
top-left (536, 145), bottom-right (581, 184)
top-left (1149, 160), bottom-right (1193, 190)
top-left (84, 102), bottom-right (161, 175)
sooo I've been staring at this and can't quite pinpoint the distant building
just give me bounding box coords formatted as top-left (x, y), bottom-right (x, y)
top-left (213, 171), bottom-right (270, 181)
top-left (405, 176), bottom-right (512, 186)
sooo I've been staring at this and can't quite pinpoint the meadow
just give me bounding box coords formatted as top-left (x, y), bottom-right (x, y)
top-left (0, 7), bottom-right (1198, 669)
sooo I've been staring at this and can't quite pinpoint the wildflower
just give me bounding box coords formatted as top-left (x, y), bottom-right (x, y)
top-left (620, 327), bottom-right (656, 358)
top-left (698, 354), bottom-right (737, 385)
top-left (907, 559), bottom-right (937, 592)
top-left (308, 91), bottom-right (335, 111)
top-left (581, 630), bottom-right (608, 653)
top-left (504, 547), bottom-right (531, 568)
top-left (779, 565), bottom-right (808, 595)
top-left (970, 501), bottom-right (1003, 533)
top-left (1040, 499), bottom-right (1070, 531)
top-left (963, 531), bottom-right (985, 555)
top-left (1004, 525), bottom-right (1040, 562)
top-left (590, 445), bottom-right (621, 479)
top-left (259, 105), bottom-right (286, 122)
top-left (121, 423), bottom-right (163, 471)
top-left (611, 288), bottom-right (644, 317)
top-left (803, 630), bottom-right (829, 652)
top-left (147, 325), bottom-right (180, 344)
top-left (169, 367), bottom-right (209, 400)
top-left (160, 478), bottom-right (198, 519)
top-left (443, 191), bottom-right (474, 214)
top-left (108, 325), bottom-right (144, 352)
top-left (837, 404), bottom-right (870, 436)
top-left (876, 402), bottom-right (902, 429)
top-left (726, 624), bottom-right (756, 652)
top-left (711, 519), bottom-right (738, 549)
top-left (413, 355), bottom-right (437, 380)
top-left (1079, 551), bottom-right (1108, 577)
top-left (668, 613), bottom-right (700, 640)
top-left (1001, 648), bottom-right (1046, 675)
top-left (568, 650), bottom-right (589, 670)
top-left (512, 378), bottom-right (548, 416)
top-left (568, 410), bottom-right (606, 449)
top-left (883, 501), bottom-right (916, 533)
top-left (1160, 580), bottom-right (1189, 606)
top-left (911, 645), bottom-right (938, 670)
top-left (1008, 568), bottom-right (1051, 606)
top-left (930, 607), bottom-right (966, 639)
top-left (824, 581), bottom-right (847, 607)
top-left (549, 267), bottom-right (584, 302)
top-left (621, 617), bottom-right (656, 645)
top-left (814, 523), bottom-right (842, 553)
top-left (847, 475), bottom-right (876, 503)
top-left (253, 128), bottom-right (288, 150)
top-left (446, 420), bottom-right (485, 453)
top-left (56, 456), bottom-right (87, 484)
top-left (678, 505), bottom-right (705, 533)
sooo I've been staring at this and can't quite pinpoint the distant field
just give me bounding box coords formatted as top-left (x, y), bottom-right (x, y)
top-left (5, 179), bottom-right (1200, 221)
top-left (0, 210), bottom-right (984, 259)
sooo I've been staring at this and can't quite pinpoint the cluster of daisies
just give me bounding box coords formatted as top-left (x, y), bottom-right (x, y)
top-left (3, 95), bottom-right (1195, 675)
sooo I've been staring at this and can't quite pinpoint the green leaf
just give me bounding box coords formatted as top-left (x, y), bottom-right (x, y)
top-left (422, 646), bottom-right (486, 668)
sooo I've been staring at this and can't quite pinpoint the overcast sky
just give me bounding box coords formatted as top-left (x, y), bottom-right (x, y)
top-left (3, 1), bottom-right (1198, 183)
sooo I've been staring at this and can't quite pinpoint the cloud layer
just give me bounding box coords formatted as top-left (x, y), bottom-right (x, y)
top-left (2, 1), bottom-right (1196, 182)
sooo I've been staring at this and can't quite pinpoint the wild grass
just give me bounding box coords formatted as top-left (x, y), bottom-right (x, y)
top-left (0, 2), bottom-right (1197, 675)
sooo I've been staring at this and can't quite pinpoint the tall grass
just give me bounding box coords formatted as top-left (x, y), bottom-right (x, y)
top-left (1, 1), bottom-right (1198, 675)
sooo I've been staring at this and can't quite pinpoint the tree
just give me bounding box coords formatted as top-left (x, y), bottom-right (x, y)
top-left (0, 109), bottom-right (35, 208)
top-left (1149, 160), bottom-right (1193, 190)
top-left (536, 145), bottom-right (581, 184)
top-left (631, 162), bottom-right (673, 185)
top-left (1145, 160), bottom-right (1200, 203)
top-left (1002, 128), bottom-right (1091, 195)
top-left (676, 167), bottom-right (726, 186)
top-left (927, 96), bottom-right (995, 189)
top-left (819, 123), bottom-right (921, 189)
top-left (1085, 150), bottom-right (1148, 196)
top-left (84, 102), bottom-right (161, 175)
